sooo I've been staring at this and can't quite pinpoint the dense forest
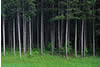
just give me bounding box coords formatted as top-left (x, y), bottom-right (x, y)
top-left (1, 0), bottom-right (100, 59)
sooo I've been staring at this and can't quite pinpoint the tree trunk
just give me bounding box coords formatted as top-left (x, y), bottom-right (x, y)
top-left (37, 13), bottom-right (39, 49)
top-left (9, 23), bottom-right (12, 54)
top-left (29, 17), bottom-right (32, 55)
top-left (41, 0), bottom-right (44, 55)
top-left (58, 0), bottom-right (61, 55)
top-left (58, 22), bottom-right (61, 55)
top-left (65, 21), bottom-right (68, 58)
top-left (17, 10), bottom-right (21, 58)
top-left (51, 23), bottom-right (55, 56)
top-left (65, 0), bottom-right (69, 58)
top-left (81, 19), bottom-right (84, 57)
top-left (23, 14), bottom-right (26, 55)
top-left (84, 22), bottom-right (86, 57)
top-left (75, 20), bottom-right (77, 57)
top-left (93, 21), bottom-right (95, 56)
top-left (93, 3), bottom-right (95, 56)
top-left (13, 19), bottom-right (16, 56)
top-left (61, 20), bottom-right (63, 52)
top-left (3, 16), bottom-right (5, 56)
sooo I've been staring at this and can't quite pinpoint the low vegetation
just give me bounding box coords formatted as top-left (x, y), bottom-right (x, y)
top-left (2, 50), bottom-right (100, 67)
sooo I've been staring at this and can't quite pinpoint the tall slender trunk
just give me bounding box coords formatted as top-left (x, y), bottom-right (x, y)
top-left (51, 23), bottom-right (55, 56)
top-left (13, 19), bottom-right (16, 56)
top-left (58, 22), bottom-right (61, 55)
top-left (61, 20), bottom-right (63, 52)
top-left (29, 17), bottom-right (32, 55)
top-left (93, 21), bottom-right (95, 56)
top-left (81, 19), bottom-right (84, 57)
top-left (51, 4), bottom-right (55, 56)
top-left (65, 21), bottom-right (68, 58)
top-left (17, 10), bottom-right (21, 58)
top-left (65, 0), bottom-right (69, 58)
top-left (11, 23), bottom-right (13, 54)
top-left (89, 21), bottom-right (92, 51)
top-left (84, 22), bottom-right (86, 57)
top-left (8, 23), bottom-right (10, 48)
top-left (75, 20), bottom-right (77, 57)
top-left (37, 13), bottom-right (39, 49)
top-left (3, 16), bottom-right (5, 56)
top-left (93, 3), bottom-right (95, 56)
top-left (23, 13), bottom-right (26, 55)
top-left (58, 0), bottom-right (61, 55)
top-left (41, 12), bottom-right (44, 55)
top-left (41, 0), bottom-right (44, 55)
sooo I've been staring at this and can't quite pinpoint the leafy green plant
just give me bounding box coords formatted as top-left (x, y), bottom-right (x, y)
top-left (33, 51), bottom-right (40, 55)
top-left (67, 41), bottom-right (73, 55)
top-left (47, 42), bottom-right (52, 51)
top-left (85, 48), bottom-right (88, 55)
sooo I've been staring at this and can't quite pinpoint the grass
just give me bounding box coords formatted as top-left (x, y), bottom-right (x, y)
top-left (1, 50), bottom-right (100, 67)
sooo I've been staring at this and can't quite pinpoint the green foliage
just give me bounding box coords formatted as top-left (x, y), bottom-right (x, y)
top-left (2, 51), bottom-right (100, 67)
top-left (85, 48), bottom-right (88, 54)
top-left (67, 41), bottom-right (73, 55)
top-left (1, 0), bottom-right (36, 19)
top-left (62, 41), bottom-right (73, 55)
top-left (47, 42), bottom-right (52, 51)
top-left (50, 15), bottom-right (65, 22)
top-left (24, 0), bottom-right (36, 17)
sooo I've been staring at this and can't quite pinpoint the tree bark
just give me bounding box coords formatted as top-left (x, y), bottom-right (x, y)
top-left (41, 0), bottom-right (44, 55)
top-left (93, 21), bottom-right (95, 56)
top-left (29, 17), bottom-right (32, 55)
top-left (81, 19), bottom-right (84, 57)
top-left (13, 19), bottom-right (16, 56)
top-left (23, 13), bottom-right (26, 55)
top-left (65, 0), bottom-right (69, 58)
top-left (17, 10), bottom-right (21, 58)
top-left (37, 13), bottom-right (39, 49)
top-left (65, 21), bottom-right (68, 58)
top-left (3, 16), bottom-right (5, 56)
top-left (58, 22), bottom-right (61, 55)
top-left (93, 3), bottom-right (95, 56)
top-left (84, 22), bottom-right (86, 57)
top-left (75, 20), bottom-right (77, 57)
top-left (61, 20), bottom-right (63, 53)
top-left (51, 23), bottom-right (55, 56)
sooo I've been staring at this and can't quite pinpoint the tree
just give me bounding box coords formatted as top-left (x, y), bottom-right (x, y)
top-left (23, 0), bottom-right (36, 55)
top-left (41, 0), bottom-right (44, 55)
top-left (13, 19), bottom-right (16, 56)
top-left (2, 0), bottom-right (7, 56)
top-left (2, 16), bottom-right (6, 56)
top-left (17, 9), bottom-right (21, 58)
top-left (22, 0), bottom-right (26, 55)
top-left (29, 17), bottom-right (32, 55)
top-left (75, 20), bottom-right (77, 57)
top-left (92, 0), bottom-right (96, 56)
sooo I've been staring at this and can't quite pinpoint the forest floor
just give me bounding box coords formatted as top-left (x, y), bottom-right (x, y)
top-left (1, 50), bottom-right (100, 67)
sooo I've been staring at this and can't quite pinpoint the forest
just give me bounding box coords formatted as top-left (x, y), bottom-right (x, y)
top-left (1, 0), bottom-right (100, 67)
